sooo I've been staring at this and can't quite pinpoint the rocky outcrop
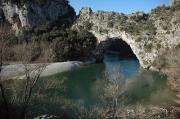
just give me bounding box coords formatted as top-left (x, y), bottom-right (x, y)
top-left (1, 0), bottom-right (180, 69)
top-left (73, 6), bottom-right (180, 68)
top-left (171, 0), bottom-right (180, 6)
top-left (0, 0), bottom-right (75, 29)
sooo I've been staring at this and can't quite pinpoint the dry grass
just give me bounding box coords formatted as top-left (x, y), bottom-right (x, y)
top-left (0, 23), bottom-right (50, 119)
top-left (153, 47), bottom-right (180, 107)
top-left (7, 41), bottom-right (53, 64)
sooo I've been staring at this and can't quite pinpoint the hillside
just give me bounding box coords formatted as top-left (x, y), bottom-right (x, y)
top-left (1, 0), bottom-right (180, 119)
top-left (73, 4), bottom-right (180, 69)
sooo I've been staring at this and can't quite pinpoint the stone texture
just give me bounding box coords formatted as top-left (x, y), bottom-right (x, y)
top-left (0, 0), bottom-right (75, 28)
top-left (171, 0), bottom-right (180, 6)
top-left (1, 1), bottom-right (180, 69)
top-left (73, 7), bottom-right (180, 69)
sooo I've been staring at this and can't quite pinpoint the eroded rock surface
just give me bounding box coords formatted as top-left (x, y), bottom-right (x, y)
top-left (0, 0), bottom-right (75, 29)
top-left (73, 6), bottom-right (180, 68)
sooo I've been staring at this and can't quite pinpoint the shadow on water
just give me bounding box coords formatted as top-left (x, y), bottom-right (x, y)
top-left (104, 53), bottom-right (140, 79)
top-left (0, 53), bottom-right (176, 118)
top-left (124, 70), bottom-right (176, 106)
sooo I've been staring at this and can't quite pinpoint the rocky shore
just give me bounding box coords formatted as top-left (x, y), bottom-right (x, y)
top-left (1, 61), bottom-right (84, 79)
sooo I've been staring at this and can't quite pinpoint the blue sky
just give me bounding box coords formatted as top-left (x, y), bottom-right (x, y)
top-left (69, 0), bottom-right (170, 14)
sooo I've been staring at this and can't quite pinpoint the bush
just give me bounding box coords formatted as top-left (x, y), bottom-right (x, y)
top-left (156, 43), bottom-right (161, 49)
top-left (144, 43), bottom-right (153, 52)
top-left (84, 21), bottom-right (93, 30)
top-left (171, 3), bottom-right (180, 12)
top-left (5, 0), bottom-right (47, 6)
top-left (135, 37), bottom-right (141, 42)
top-left (176, 43), bottom-right (180, 49)
top-left (107, 21), bottom-right (114, 28)
top-left (2, 21), bottom-right (97, 63)
top-left (52, 29), bottom-right (97, 61)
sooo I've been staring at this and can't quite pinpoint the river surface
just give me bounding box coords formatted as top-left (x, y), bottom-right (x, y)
top-left (3, 53), bottom-right (176, 117)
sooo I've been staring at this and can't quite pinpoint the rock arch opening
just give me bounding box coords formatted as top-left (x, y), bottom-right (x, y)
top-left (97, 38), bottom-right (138, 60)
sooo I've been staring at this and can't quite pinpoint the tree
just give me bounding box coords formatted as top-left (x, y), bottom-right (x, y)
top-left (14, 42), bottom-right (47, 119)
top-left (0, 23), bottom-right (47, 118)
top-left (0, 22), bottom-right (11, 119)
top-left (103, 69), bottom-right (126, 118)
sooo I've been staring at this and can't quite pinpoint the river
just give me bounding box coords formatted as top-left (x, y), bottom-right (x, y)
top-left (2, 53), bottom-right (176, 118)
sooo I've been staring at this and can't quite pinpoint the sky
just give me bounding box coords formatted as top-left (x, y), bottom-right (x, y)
top-left (69, 0), bottom-right (170, 14)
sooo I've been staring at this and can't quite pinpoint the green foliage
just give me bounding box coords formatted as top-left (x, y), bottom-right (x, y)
top-left (116, 13), bottom-right (156, 36)
top-left (156, 43), bottom-right (161, 49)
top-left (114, 13), bottom-right (127, 30)
top-left (84, 21), bottom-right (93, 30)
top-left (135, 37), bottom-right (141, 42)
top-left (52, 29), bottom-right (97, 61)
top-left (2, 34), bottom-right (18, 46)
top-left (150, 4), bottom-right (180, 32)
top-left (116, 13), bottom-right (128, 25)
top-left (153, 46), bottom-right (180, 71)
top-left (107, 21), bottom-right (114, 28)
top-left (151, 5), bottom-right (170, 14)
top-left (18, 24), bottom-right (97, 62)
top-left (5, 0), bottom-right (43, 6)
top-left (33, 0), bottom-right (45, 5)
top-left (4, 0), bottom-right (69, 7)
top-left (175, 43), bottom-right (180, 49)
top-left (123, 22), bottom-right (140, 35)
top-left (130, 13), bottom-right (148, 22)
top-left (170, 3), bottom-right (180, 12)
top-left (144, 43), bottom-right (153, 52)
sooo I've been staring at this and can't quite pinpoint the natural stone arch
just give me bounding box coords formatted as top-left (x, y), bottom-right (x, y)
top-left (90, 30), bottom-right (146, 67)
top-left (73, 7), bottom-right (180, 69)
top-left (73, 7), bottom-right (156, 68)
top-left (97, 37), bottom-right (138, 59)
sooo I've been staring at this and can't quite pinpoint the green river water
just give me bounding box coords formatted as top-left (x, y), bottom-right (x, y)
top-left (2, 53), bottom-right (176, 118)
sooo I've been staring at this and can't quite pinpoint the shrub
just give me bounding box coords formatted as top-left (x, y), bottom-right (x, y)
top-left (175, 43), bottom-right (180, 49)
top-left (144, 43), bottom-right (153, 52)
top-left (116, 13), bottom-right (128, 24)
top-left (5, 0), bottom-right (46, 6)
top-left (157, 43), bottom-right (161, 49)
top-left (2, 21), bottom-right (97, 63)
top-left (84, 21), bottom-right (93, 30)
top-left (107, 21), bottom-right (114, 28)
top-left (52, 29), bottom-right (97, 61)
top-left (171, 3), bottom-right (180, 12)
top-left (135, 37), bottom-right (141, 42)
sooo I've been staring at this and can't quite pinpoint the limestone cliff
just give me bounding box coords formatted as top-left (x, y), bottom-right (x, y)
top-left (171, 0), bottom-right (180, 6)
top-left (0, 0), bottom-right (75, 30)
top-left (1, 0), bottom-right (180, 69)
top-left (73, 5), bottom-right (180, 69)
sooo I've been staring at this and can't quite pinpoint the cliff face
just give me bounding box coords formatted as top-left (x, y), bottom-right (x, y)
top-left (73, 6), bottom-right (180, 69)
top-left (171, 0), bottom-right (180, 6)
top-left (0, 0), bottom-right (75, 30)
top-left (1, 0), bottom-right (180, 69)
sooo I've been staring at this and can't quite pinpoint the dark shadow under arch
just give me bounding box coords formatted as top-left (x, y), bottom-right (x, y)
top-left (98, 38), bottom-right (138, 59)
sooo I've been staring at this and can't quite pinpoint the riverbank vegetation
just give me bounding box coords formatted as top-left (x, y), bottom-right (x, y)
top-left (1, 22), bottom-right (97, 64)
top-left (0, 25), bottom-right (47, 119)
top-left (0, 21), bottom-right (97, 118)
top-left (1, 67), bottom-right (180, 119)
top-left (153, 46), bottom-right (180, 107)
top-left (1, 1), bottom-right (180, 119)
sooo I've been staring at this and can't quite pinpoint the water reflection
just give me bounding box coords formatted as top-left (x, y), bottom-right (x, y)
top-left (1, 54), bottom-right (176, 118)
top-left (104, 53), bottom-right (140, 79)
